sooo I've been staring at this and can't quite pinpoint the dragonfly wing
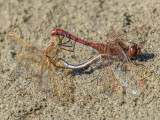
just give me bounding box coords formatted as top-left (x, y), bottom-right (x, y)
top-left (95, 60), bottom-right (114, 96)
top-left (109, 40), bottom-right (142, 95)
top-left (111, 59), bottom-right (142, 95)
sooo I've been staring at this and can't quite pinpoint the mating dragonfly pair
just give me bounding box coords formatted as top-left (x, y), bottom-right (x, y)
top-left (9, 26), bottom-right (143, 98)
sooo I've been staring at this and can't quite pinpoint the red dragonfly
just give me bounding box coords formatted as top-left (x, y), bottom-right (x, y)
top-left (50, 26), bottom-right (143, 95)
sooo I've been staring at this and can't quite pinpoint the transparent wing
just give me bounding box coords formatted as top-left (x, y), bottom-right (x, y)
top-left (110, 43), bottom-right (142, 95)
top-left (111, 61), bottom-right (142, 95)
top-left (97, 58), bottom-right (115, 97)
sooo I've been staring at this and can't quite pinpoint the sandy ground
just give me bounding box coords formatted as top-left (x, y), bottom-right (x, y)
top-left (0, 0), bottom-right (159, 119)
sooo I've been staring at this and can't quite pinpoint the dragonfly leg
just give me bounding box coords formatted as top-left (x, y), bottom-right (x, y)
top-left (61, 39), bottom-right (77, 59)
top-left (61, 38), bottom-right (76, 52)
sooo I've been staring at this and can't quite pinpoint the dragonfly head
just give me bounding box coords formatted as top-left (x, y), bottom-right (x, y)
top-left (129, 43), bottom-right (141, 58)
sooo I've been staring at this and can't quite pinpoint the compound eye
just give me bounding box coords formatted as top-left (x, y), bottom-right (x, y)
top-left (129, 43), bottom-right (141, 58)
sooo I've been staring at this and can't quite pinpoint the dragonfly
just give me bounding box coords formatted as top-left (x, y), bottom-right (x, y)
top-left (50, 26), bottom-right (144, 95)
top-left (8, 33), bottom-right (77, 98)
